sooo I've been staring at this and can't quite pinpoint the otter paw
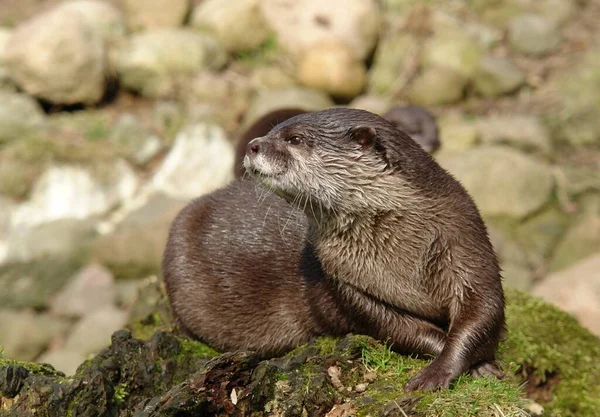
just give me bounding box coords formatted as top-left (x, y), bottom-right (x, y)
top-left (404, 363), bottom-right (457, 392)
top-left (470, 362), bottom-right (504, 379)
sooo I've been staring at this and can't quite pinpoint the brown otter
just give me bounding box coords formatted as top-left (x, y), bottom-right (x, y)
top-left (163, 108), bottom-right (504, 391)
top-left (383, 105), bottom-right (440, 153)
top-left (234, 105), bottom-right (440, 178)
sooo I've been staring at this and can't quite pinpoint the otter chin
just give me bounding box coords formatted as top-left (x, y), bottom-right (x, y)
top-left (243, 108), bottom-right (505, 391)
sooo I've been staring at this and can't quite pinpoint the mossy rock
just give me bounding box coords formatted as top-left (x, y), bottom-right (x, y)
top-left (2, 290), bottom-right (599, 416)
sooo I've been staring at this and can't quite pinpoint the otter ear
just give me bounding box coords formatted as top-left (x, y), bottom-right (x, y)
top-left (348, 126), bottom-right (378, 150)
top-left (348, 126), bottom-right (391, 168)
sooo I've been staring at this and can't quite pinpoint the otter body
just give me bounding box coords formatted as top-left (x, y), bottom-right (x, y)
top-left (164, 108), bottom-right (504, 391)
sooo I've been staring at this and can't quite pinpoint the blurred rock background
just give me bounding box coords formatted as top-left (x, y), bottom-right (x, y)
top-left (0, 0), bottom-right (598, 377)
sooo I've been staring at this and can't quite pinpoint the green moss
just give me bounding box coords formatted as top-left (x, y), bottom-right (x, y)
top-left (234, 34), bottom-right (279, 66)
top-left (354, 290), bottom-right (600, 417)
top-left (0, 357), bottom-right (62, 377)
top-left (501, 288), bottom-right (600, 416)
top-left (356, 339), bottom-right (525, 417)
top-left (313, 336), bottom-right (340, 357)
top-left (178, 337), bottom-right (220, 359)
top-left (113, 382), bottom-right (129, 406)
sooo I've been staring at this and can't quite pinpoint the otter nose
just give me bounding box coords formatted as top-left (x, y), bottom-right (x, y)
top-left (246, 137), bottom-right (261, 156)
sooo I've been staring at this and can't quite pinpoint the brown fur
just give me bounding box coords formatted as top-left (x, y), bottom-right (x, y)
top-left (163, 108), bottom-right (504, 392)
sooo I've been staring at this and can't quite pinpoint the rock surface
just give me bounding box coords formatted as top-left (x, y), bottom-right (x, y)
top-left (242, 87), bottom-right (334, 129)
top-left (550, 215), bottom-right (600, 272)
top-left (508, 14), bottom-right (561, 55)
top-left (437, 146), bottom-right (554, 219)
top-left (0, 309), bottom-right (70, 361)
top-left (121, 0), bottom-right (190, 31)
top-left (259, 0), bottom-right (381, 60)
top-left (0, 91), bottom-right (45, 143)
top-left (297, 41), bottom-right (367, 99)
top-left (152, 124), bottom-right (234, 199)
top-left (474, 56), bottom-right (525, 97)
top-left (191, 0), bottom-right (269, 54)
top-left (92, 193), bottom-right (186, 279)
top-left (63, 305), bottom-right (128, 358)
top-left (534, 254), bottom-right (600, 337)
top-left (407, 67), bottom-right (467, 106)
top-left (3, 219), bottom-right (97, 263)
top-left (476, 115), bottom-right (551, 154)
top-left (3, 3), bottom-right (108, 105)
top-left (10, 161), bottom-right (138, 229)
top-left (116, 29), bottom-right (226, 98)
top-left (51, 264), bottom-right (116, 318)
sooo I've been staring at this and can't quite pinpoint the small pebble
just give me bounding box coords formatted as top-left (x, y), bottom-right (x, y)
top-left (363, 371), bottom-right (377, 382)
top-left (355, 383), bottom-right (369, 393)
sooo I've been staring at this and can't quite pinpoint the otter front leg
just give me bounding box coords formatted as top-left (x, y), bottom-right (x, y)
top-left (404, 289), bottom-right (505, 391)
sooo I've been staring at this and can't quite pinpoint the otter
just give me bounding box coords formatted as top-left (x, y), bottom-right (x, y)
top-left (163, 108), bottom-right (504, 391)
top-left (234, 105), bottom-right (440, 178)
top-left (383, 105), bottom-right (440, 153)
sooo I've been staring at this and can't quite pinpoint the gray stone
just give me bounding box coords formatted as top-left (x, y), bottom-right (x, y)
top-left (297, 41), bottom-right (367, 100)
top-left (556, 48), bottom-right (600, 147)
top-left (91, 193), bottom-right (186, 279)
top-left (368, 34), bottom-right (418, 95)
top-left (0, 309), bottom-right (70, 361)
top-left (437, 146), bottom-right (554, 219)
top-left (0, 92), bottom-right (45, 143)
top-left (51, 264), bottom-right (116, 318)
top-left (550, 216), bottom-right (600, 273)
top-left (250, 66), bottom-right (297, 91)
top-left (422, 31), bottom-right (482, 79)
top-left (349, 95), bottom-right (391, 116)
top-left (534, 0), bottom-right (574, 26)
top-left (63, 305), bottom-right (128, 357)
top-left (406, 67), bottom-right (467, 106)
top-left (116, 29), bottom-right (226, 98)
top-left (243, 87), bottom-right (334, 131)
top-left (516, 207), bottom-right (569, 270)
top-left (3, 5), bottom-right (107, 105)
top-left (115, 279), bottom-right (143, 308)
top-left (474, 56), bottom-right (525, 97)
top-left (0, 258), bottom-right (83, 310)
top-left (0, 28), bottom-right (14, 90)
top-left (508, 14), bottom-right (561, 56)
top-left (121, 0), bottom-right (190, 31)
top-left (501, 263), bottom-right (534, 291)
top-left (110, 114), bottom-right (163, 166)
top-left (534, 254), bottom-right (600, 337)
top-left (10, 161), bottom-right (138, 229)
top-left (152, 124), bottom-right (234, 199)
top-left (191, 0), bottom-right (269, 54)
top-left (437, 113), bottom-right (479, 153)
top-left (36, 348), bottom-right (87, 377)
top-left (59, 0), bottom-right (125, 46)
top-left (260, 0), bottom-right (381, 60)
top-left (0, 201), bottom-right (11, 264)
top-left (475, 115), bottom-right (551, 154)
top-left (4, 219), bottom-right (97, 264)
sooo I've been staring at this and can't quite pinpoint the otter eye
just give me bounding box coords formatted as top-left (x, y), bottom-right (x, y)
top-left (283, 136), bottom-right (303, 145)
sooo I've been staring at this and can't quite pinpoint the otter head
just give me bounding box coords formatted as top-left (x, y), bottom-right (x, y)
top-left (244, 108), bottom-right (425, 219)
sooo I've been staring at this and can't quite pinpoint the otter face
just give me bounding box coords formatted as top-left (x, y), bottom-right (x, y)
top-left (244, 108), bottom-right (403, 216)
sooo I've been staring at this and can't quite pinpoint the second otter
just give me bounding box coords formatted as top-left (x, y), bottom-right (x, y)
top-left (164, 108), bottom-right (504, 391)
